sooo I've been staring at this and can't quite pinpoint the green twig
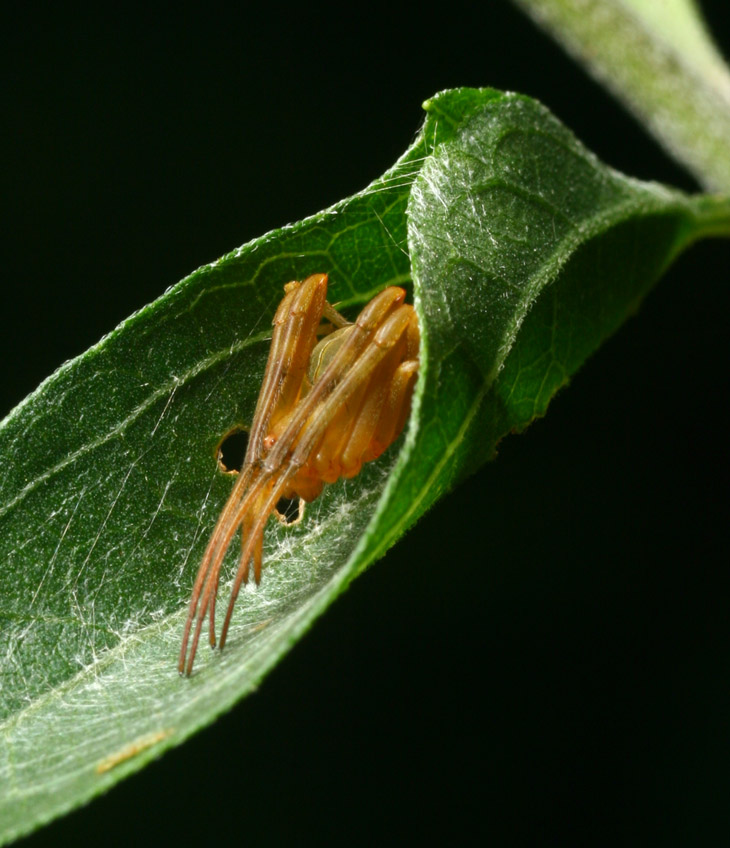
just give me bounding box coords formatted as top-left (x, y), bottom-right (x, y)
top-left (513, 0), bottom-right (730, 192)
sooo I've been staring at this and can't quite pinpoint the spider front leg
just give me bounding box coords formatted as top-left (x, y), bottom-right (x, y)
top-left (310, 306), bottom-right (420, 481)
top-left (217, 296), bottom-right (419, 652)
top-left (179, 274), bottom-right (329, 675)
top-left (179, 275), bottom-right (420, 676)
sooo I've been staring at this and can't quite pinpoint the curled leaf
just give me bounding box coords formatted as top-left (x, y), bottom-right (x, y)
top-left (0, 87), bottom-right (726, 844)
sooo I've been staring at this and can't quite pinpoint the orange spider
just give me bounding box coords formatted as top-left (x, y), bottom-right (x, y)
top-left (179, 273), bottom-right (420, 675)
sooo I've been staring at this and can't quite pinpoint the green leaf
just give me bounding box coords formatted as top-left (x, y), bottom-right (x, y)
top-left (0, 87), bottom-right (727, 843)
top-left (512, 0), bottom-right (730, 191)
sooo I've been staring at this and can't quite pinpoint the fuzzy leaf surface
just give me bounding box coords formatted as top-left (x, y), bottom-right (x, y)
top-left (0, 87), bottom-right (720, 843)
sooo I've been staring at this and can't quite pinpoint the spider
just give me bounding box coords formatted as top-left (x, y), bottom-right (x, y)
top-left (179, 273), bottom-right (420, 675)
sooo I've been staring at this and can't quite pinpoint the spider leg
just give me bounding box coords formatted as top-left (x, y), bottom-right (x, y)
top-left (336, 324), bottom-right (415, 476)
top-left (179, 275), bottom-right (328, 675)
top-left (366, 357), bottom-right (419, 462)
top-left (182, 468), bottom-right (280, 675)
top-left (250, 508), bottom-right (265, 585)
top-left (336, 382), bottom-right (387, 478)
top-left (179, 462), bottom-right (256, 672)
top-left (263, 286), bottom-right (407, 475)
top-left (287, 305), bottom-right (418, 473)
top-left (218, 474), bottom-right (290, 652)
top-left (205, 301), bottom-right (416, 659)
top-left (180, 466), bottom-right (258, 673)
top-left (321, 299), bottom-right (351, 330)
top-left (180, 278), bottom-right (420, 675)
top-left (311, 309), bottom-right (418, 480)
top-left (246, 274), bottom-right (328, 463)
top-left (207, 498), bottom-right (258, 649)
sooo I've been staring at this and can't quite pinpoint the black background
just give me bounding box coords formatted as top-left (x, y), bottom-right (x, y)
top-left (4, 3), bottom-right (730, 845)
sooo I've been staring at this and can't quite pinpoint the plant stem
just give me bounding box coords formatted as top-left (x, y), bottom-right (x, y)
top-left (691, 193), bottom-right (730, 239)
top-left (513, 0), bottom-right (730, 192)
